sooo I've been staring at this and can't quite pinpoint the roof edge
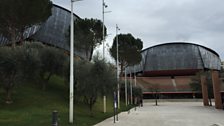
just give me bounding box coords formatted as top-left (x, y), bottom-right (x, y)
top-left (53, 4), bottom-right (81, 19)
top-left (141, 42), bottom-right (219, 57)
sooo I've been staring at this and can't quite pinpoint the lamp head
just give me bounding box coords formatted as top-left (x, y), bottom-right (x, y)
top-left (103, 2), bottom-right (108, 8)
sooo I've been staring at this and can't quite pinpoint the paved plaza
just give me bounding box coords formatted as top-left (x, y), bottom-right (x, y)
top-left (95, 101), bottom-right (224, 126)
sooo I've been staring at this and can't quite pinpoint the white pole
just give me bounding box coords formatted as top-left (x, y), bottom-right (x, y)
top-left (134, 66), bottom-right (136, 87)
top-left (134, 74), bottom-right (136, 104)
top-left (102, 1), bottom-right (111, 59)
top-left (102, 0), bottom-right (107, 113)
top-left (69, 0), bottom-right (74, 123)
top-left (103, 95), bottom-right (106, 113)
top-left (116, 24), bottom-right (120, 109)
top-left (102, 0), bottom-right (105, 59)
top-left (130, 73), bottom-right (133, 104)
top-left (125, 68), bottom-right (127, 106)
top-left (102, 0), bottom-right (111, 113)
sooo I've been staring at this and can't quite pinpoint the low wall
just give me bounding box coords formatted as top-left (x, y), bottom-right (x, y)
top-left (143, 99), bottom-right (215, 102)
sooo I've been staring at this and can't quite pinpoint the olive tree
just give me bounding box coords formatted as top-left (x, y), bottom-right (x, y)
top-left (0, 47), bottom-right (21, 103)
top-left (39, 47), bottom-right (68, 90)
top-left (75, 60), bottom-right (95, 116)
top-left (0, 42), bottom-right (45, 103)
top-left (17, 42), bottom-right (43, 82)
top-left (75, 57), bottom-right (116, 116)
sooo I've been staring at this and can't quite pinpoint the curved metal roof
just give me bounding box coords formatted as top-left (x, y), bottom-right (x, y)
top-left (0, 4), bottom-right (91, 60)
top-left (142, 42), bottom-right (219, 57)
top-left (127, 42), bottom-right (221, 76)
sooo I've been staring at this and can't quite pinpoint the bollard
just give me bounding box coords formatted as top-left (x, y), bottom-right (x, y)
top-left (52, 111), bottom-right (58, 126)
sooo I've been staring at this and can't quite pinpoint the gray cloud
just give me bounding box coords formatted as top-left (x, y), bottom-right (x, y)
top-left (53, 0), bottom-right (224, 60)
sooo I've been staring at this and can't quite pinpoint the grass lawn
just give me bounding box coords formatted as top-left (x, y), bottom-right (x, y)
top-left (0, 76), bottom-right (134, 126)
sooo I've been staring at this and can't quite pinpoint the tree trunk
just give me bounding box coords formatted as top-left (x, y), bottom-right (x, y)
top-left (85, 45), bottom-right (92, 60)
top-left (42, 72), bottom-right (52, 90)
top-left (10, 28), bottom-right (17, 48)
top-left (42, 82), bottom-right (46, 91)
top-left (4, 72), bottom-right (16, 104)
top-left (120, 62), bottom-right (124, 77)
top-left (155, 93), bottom-right (158, 106)
top-left (89, 98), bottom-right (93, 117)
top-left (5, 88), bottom-right (13, 104)
top-left (64, 77), bottom-right (68, 86)
top-left (209, 98), bottom-right (212, 106)
top-left (155, 98), bottom-right (158, 106)
top-left (86, 51), bottom-right (88, 60)
top-left (46, 72), bottom-right (52, 82)
top-left (19, 29), bottom-right (25, 44)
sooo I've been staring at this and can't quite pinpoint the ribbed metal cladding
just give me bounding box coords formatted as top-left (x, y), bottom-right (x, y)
top-left (30, 5), bottom-right (71, 51)
top-left (0, 4), bottom-right (91, 60)
top-left (126, 42), bottom-right (221, 75)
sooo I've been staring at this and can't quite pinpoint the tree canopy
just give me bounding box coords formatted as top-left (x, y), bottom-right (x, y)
top-left (0, 47), bottom-right (20, 103)
top-left (68, 18), bottom-right (106, 59)
top-left (0, 0), bottom-right (52, 45)
top-left (0, 42), bottom-right (68, 103)
top-left (75, 55), bottom-right (116, 116)
top-left (39, 47), bottom-right (68, 90)
top-left (110, 33), bottom-right (143, 75)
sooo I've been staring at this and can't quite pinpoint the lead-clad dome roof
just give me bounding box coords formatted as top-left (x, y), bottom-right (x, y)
top-left (126, 42), bottom-right (221, 76)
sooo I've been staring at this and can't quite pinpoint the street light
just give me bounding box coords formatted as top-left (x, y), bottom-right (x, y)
top-left (125, 68), bottom-right (127, 106)
top-left (134, 66), bottom-right (136, 87)
top-left (116, 24), bottom-right (120, 109)
top-left (130, 72), bottom-right (133, 104)
top-left (69, 0), bottom-right (82, 123)
top-left (102, 0), bottom-right (111, 59)
top-left (102, 0), bottom-right (111, 113)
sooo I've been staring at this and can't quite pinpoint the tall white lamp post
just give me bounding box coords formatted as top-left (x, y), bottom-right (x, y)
top-left (102, 0), bottom-right (111, 59)
top-left (130, 72), bottom-right (133, 104)
top-left (134, 66), bottom-right (137, 87)
top-left (69, 0), bottom-right (74, 123)
top-left (102, 0), bottom-right (106, 58)
top-left (69, 0), bottom-right (82, 123)
top-left (102, 0), bottom-right (111, 113)
top-left (116, 24), bottom-right (120, 108)
top-left (125, 68), bottom-right (127, 106)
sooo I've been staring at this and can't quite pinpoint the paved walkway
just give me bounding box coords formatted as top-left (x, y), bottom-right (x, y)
top-left (95, 102), bottom-right (224, 126)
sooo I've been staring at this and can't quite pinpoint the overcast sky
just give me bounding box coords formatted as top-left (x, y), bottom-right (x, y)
top-left (52, 0), bottom-right (224, 61)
